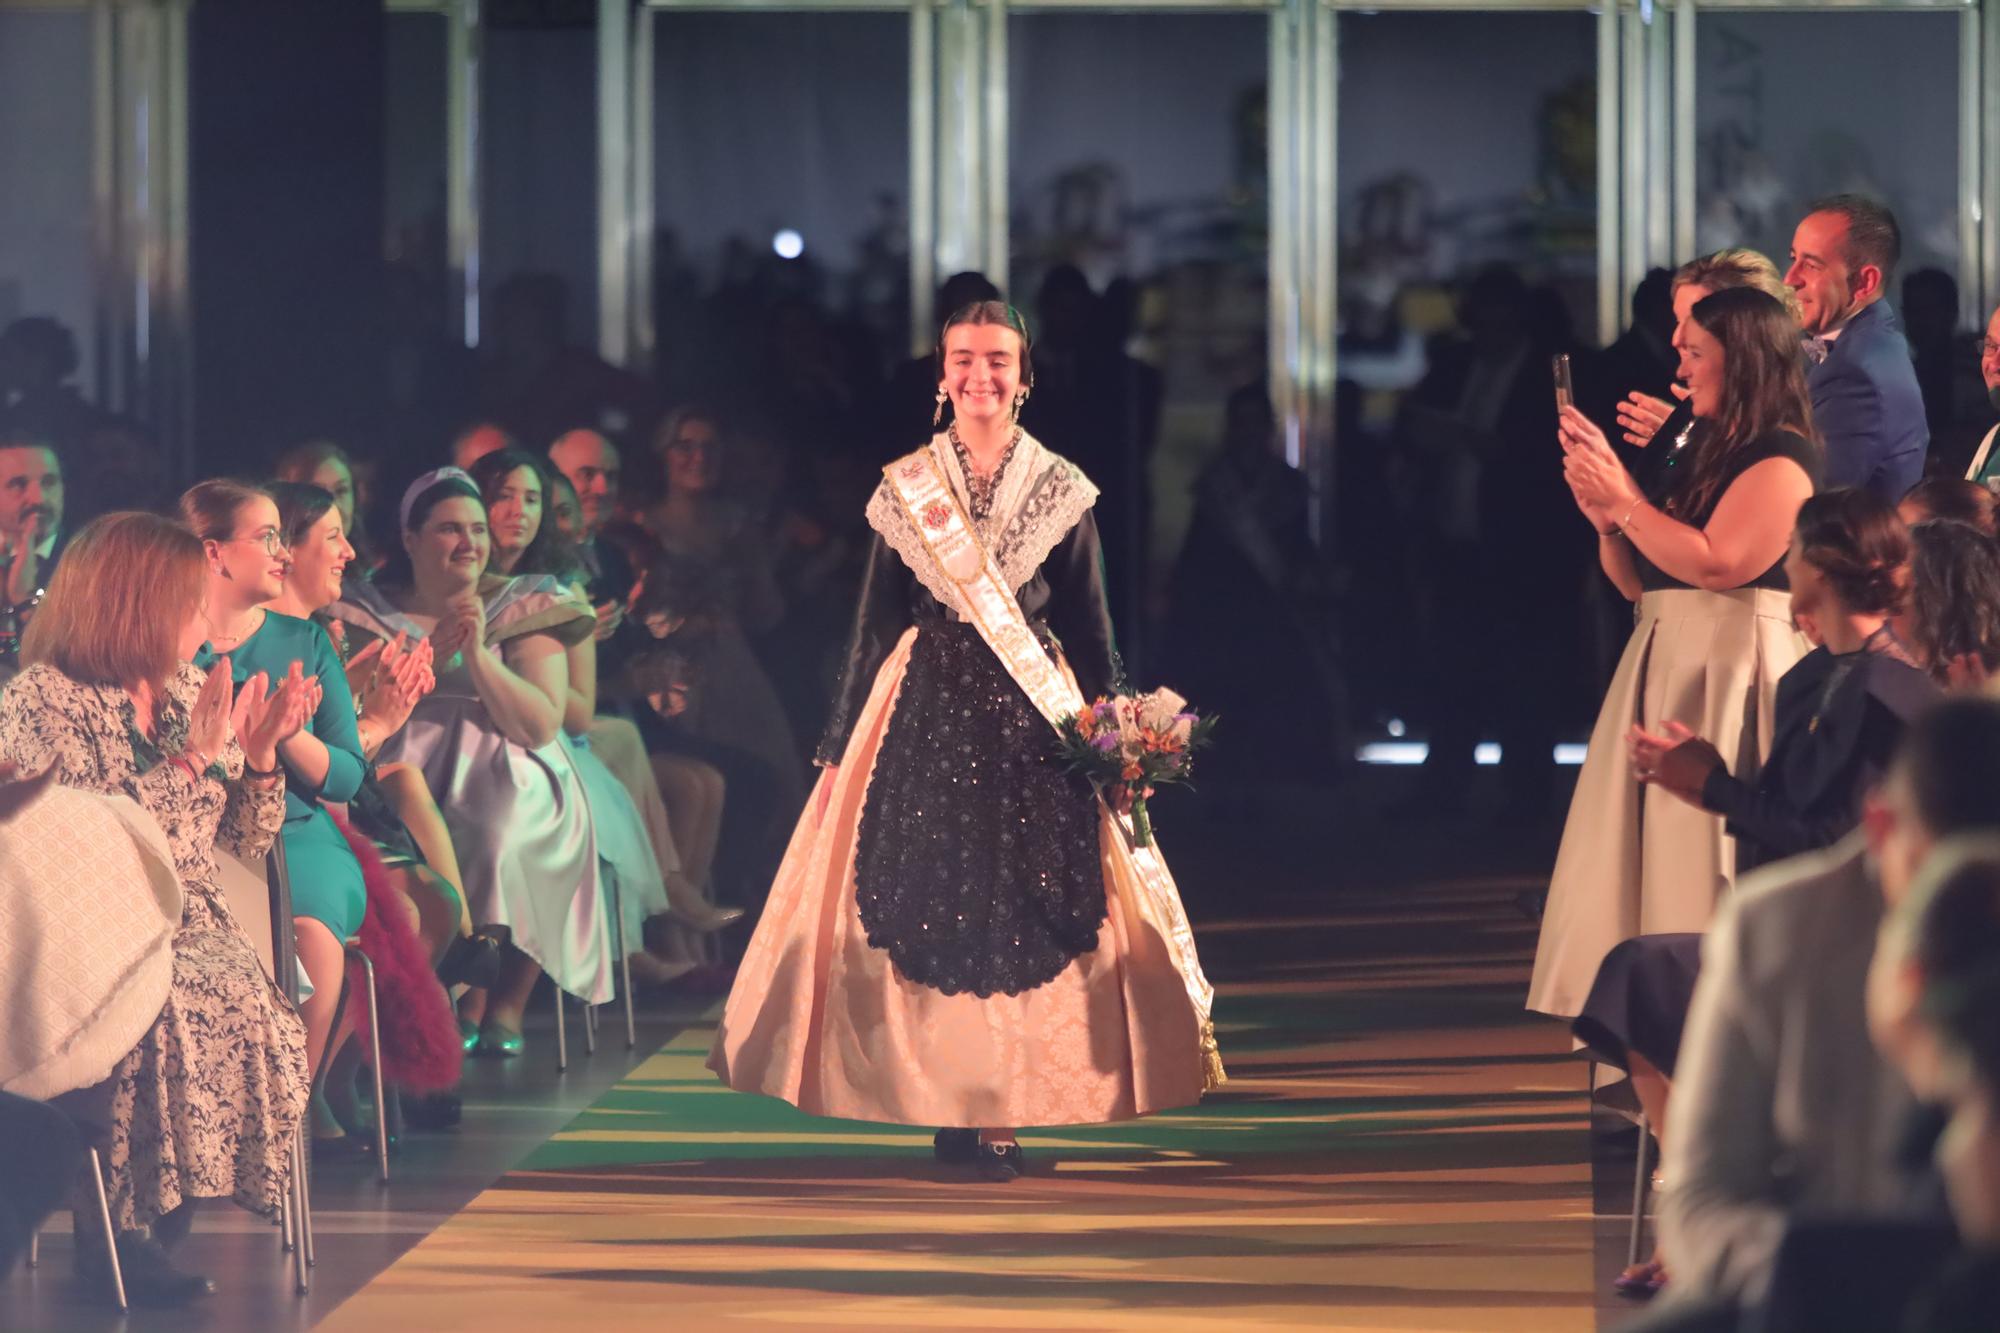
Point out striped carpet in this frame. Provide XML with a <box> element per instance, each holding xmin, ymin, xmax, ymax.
<box><xmin>319</xmin><ymin>875</ymin><xmax>1594</xmax><ymax>1332</ymax></box>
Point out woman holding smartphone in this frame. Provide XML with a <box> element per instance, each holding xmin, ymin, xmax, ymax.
<box><xmin>1530</xmin><ymin>286</ymin><xmax>1819</xmax><ymax>1021</ymax></box>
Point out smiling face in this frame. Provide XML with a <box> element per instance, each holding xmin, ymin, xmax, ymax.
<box><xmin>486</xmin><ymin>465</ymin><xmax>544</xmax><ymax>567</ymax></box>
<box><xmin>939</xmin><ymin>322</ymin><xmax>1025</xmax><ymax>429</ymax></box>
<box><xmin>207</xmin><ymin>494</ymin><xmax>291</xmax><ymax>606</ymax></box>
<box><xmin>286</xmin><ymin>506</ymin><xmax>356</xmax><ymax>612</ymax></box>
<box><xmin>1674</xmin><ymin>316</ymin><xmax>1728</xmax><ymax>419</ymax></box>
<box><xmin>1786</xmin><ymin>210</ymin><xmax>1866</xmax><ymax>336</ymax></box>
<box><xmin>405</xmin><ymin>494</ymin><xmax>489</xmax><ymax>593</ymax></box>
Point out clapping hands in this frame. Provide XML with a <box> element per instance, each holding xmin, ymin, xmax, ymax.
<box><xmin>347</xmin><ymin>631</ymin><xmax>437</xmax><ymax>737</ymax></box>
<box><xmin>233</xmin><ymin>661</ymin><xmax>317</xmax><ymax>772</ymax></box>
<box><xmin>1627</xmin><ymin>720</ymin><xmax>1725</xmax><ymax>806</ymax></box>
<box><xmin>1560</xmin><ymin>406</ymin><xmax>1641</xmax><ymax>531</ymax></box>
<box><xmin>430</xmin><ymin>590</ymin><xmax>487</xmax><ymax>666</ymax></box>
<box><xmin>1613</xmin><ymin>385</ymin><xmax>1690</xmax><ymax>449</ymax></box>
<box><xmin>187</xmin><ymin>657</ymin><xmax>314</xmax><ymax>775</ymax></box>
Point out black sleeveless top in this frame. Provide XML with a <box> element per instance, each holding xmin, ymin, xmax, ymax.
<box><xmin>1634</xmin><ymin>427</ymin><xmax>1821</xmax><ymax>593</ymax></box>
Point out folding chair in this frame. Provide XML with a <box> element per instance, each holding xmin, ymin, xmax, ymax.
<box><xmin>264</xmin><ymin>840</ymin><xmax>313</xmax><ymax>1295</ymax></box>
<box><xmin>25</xmin><ymin>1136</ymin><xmax>128</xmax><ymax>1313</ymax></box>
<box><xmin>1585</xmin><ymin>1055</ymin><xmax>1656</xmax><ymax>1268</ymax></box>
<box><xmin>553</xmin><ymin>873</ymin><xmax>637</xmax><ymax>1070</ymax></box>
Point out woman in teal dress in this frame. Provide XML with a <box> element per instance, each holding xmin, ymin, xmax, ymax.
<box><xmin>180</xmin><ymin>481</ymin><xmax>368</xmax><ymax>1136</ymax></box>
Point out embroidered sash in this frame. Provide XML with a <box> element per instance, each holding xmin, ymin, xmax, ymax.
<box><xmin>884</xmin><ymin>446</ymin><xmax>1225</xmax><ymax>1091</ymax></box>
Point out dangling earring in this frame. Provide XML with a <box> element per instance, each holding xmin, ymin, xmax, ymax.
<box><xmin>933</xmin><ymin>388</ymin><xmax>948</xmax><ymax>430</ymax></box>
<box><xmin>1011</xmin><ymin>389</ymin><xmax>1029</xmax><ymax>424</ymax></box>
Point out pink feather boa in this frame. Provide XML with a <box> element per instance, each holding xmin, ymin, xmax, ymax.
<box><xmin>332</xmin><ymin>814</ymin><xmax>464</xmax><ymax>1093</ymax></box>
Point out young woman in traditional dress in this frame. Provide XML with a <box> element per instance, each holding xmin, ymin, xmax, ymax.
<box><xmin>709</xmin><ymin>302</ymin><xmax>1222</xmax><ymax>1181</ymax></box>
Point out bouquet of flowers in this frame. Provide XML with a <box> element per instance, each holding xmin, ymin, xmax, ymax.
<box><xmin>1056</xmin><ymin>687</ymin><xmax>1216</xmax><ymax>848</ymax></box>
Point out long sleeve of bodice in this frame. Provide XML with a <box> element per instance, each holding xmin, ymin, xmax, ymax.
<box><xmin>216</xmin><ymin>763</ymin><xmax>288</xmax><ymax>863</ymax></box>
<box><xmin>301</xmin><ymin>623</ymin><xmax>366</xmax><ymax>806</ymax></box>
<box><xmin>815</xmin><ymin>532</ymin><xmax>915</xmax><ymax>765</ymax></box>
<box><xmin>1042</xmin><ymin>509</ymin><xmax>1119</xmax><ymax>704</ymax></box>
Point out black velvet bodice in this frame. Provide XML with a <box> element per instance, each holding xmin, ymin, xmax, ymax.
<box><xmin>815</xmin><ymin>508</ymin><xmax>1118</xmax><ymax>765</ymax></box>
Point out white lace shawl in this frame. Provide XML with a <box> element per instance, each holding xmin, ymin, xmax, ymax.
<box><xmin>866</xmin><ymin>432</ymin><xmax>1100</xmax><ymax>614</ymax></box>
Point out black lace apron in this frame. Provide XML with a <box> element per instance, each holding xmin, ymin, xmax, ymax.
<box><xmin>852</xmin><ymin>621</ymin><xmax>1107</xmax><ymax>998</ymax></box>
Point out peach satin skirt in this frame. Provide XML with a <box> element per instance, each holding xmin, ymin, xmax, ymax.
<box><xmin>708</xmin><ymin>627</ymin><xmax>1207</xmax><ymax>1128</ymax></box>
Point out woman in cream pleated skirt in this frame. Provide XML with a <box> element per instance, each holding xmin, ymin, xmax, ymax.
<box><xmin>1528</xmin><ymin>585</ymin><xmax>1803</xmax><ymax>1018</ymax></box>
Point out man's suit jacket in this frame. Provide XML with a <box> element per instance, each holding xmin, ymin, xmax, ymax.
<box><xmin>1809</xmin><ymin>300</ymin><xmax>1929</xmax><ymax>502</ymax></box>
<box><xmin>1659</xmin><ymin>835</ymin><xmax>1932</xmax><ymax>1305</ymax></box>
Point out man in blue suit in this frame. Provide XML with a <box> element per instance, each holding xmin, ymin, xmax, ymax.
<box><xmin>1785</xmin><ymin>196</ymin><xmax>1929</xmax><ymax>501</ymax></box>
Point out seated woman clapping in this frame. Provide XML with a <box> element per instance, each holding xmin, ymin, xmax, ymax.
<box><xmin>259</xmin><ymin>480</ymin><xmax>470</xmax><ymax>1139</ymax></box>
<box><xmin>0</xmin><ymin>512</ymin><xmax>314</xmax><ymax>1305</ymax></box>
<box><xmin>181</xmin><ymin>480</ymin><xmax>381</xmax><ymax>1157</ymax></box>
<box><xmin>328</xmin><ymin>469</ymin><xmax>613</xmax><ymax>1057</ymax></box>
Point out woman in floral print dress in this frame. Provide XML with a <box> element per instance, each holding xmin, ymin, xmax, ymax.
<box><xmin>0</xmin><ymin>512</ymin><xmax>315</xmax><ymax>1306</ymax></box>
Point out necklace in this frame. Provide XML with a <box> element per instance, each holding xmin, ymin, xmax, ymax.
<box><xmin>947</xmin><ymin>423</ymin><xmax>1022</xmax><ymax>525</ymax></box>
<box><xmin>207</xmin><ymin>605</ymin><xmax>265</xmax><ymax>652</ymax></box>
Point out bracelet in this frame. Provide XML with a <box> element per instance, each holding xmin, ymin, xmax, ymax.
<box><xmin>1618</xmin><ymin>498</ymin><xmax>1644</xmax><ymax>532</ymax></box>
<box><xmin>243</xmin><ymin>760</ymin><xmax>281</xmax><ymax>781</ymax></box>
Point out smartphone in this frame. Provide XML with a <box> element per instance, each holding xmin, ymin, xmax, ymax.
<box><xmin>1552</xmin><ymin>353</ymin><xmax>1574</xmax><ymax>414</ymax></box>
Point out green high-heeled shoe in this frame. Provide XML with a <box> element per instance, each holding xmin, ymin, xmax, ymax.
<box><xmin>476</xmin><ymin>1023</ymin><xmax>524</xmax><ymax>1059</ymax></box>
<box><xmin>458</xmin><ymin>1017</ymin><xmax>480</xmax><ymax>1055</ymax></box>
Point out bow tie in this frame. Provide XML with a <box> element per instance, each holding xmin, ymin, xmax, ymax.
<box><xmin>1804</xmin><ymin>334</ymin><xmax>1831</xmax><ymax>366</ymax></box>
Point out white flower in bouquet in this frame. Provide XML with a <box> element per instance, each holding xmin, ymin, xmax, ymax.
<box><xmin>1136</xmin><ymin>687</ymin><xmax>1189</xmax><ymax>736</ymax></box>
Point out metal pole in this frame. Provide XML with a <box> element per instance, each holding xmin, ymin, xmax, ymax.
<box><xmin>448</xmin><ymin>0</ymin><xmax>483</xmax><ymax>346</ymax></box>
<box><xmin>1960</xmin><ymin>3</ymin><xmax>1984</xmax><ymax>324</ymax></box>
<box><xmin>1267</xmin><ymin>1</ymin><xmax>1298</xmax><ymax>469</ymax></box>
<box><xmin>1308</xmin><ymin>0</ymin><xmax>1337</xmax><ymax>544</ymax></box>
<box><xmin>1674</xmin><ymin>0</ymin><xmax>1696</xmax><ymax>265</ymax></box>
<box><xmin>1984</xmin><ymin>0</ymin><xmax>2000</xmax><ymax>313</ymax></box>
<box><xmin>982</xmin><ymin>0</ymin><xmax>1009</xmax><ymax>290</ymax></box>
<box><xmin>1598</xmin><ymin>0</ymin><xmax>1623</xmax><ymax>345</ymax></box>
<box><xmin>1621</xmin><ymin>2</ymin><xmax>1646</xmax><ymax>310</ymax></box>
<box><xmin>597</xmin><ymin>0</ymin><xmax>631</xmax><ymax>365</ymax></box>
<box><xmin>630</xmin><ymin>3</ymin><xmax>657</xmax><ymax>369</ymax></box>
<box><xmin>910</xmin><ymin>0</ymin><xmax>936</xmax><ymax>353</ymax></box>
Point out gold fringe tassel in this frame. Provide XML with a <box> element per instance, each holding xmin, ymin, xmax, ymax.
<box><xmin>1199</xmin><ymin>1017</ymin><xmax>1228</xmax><ymax>1092</ymax></box>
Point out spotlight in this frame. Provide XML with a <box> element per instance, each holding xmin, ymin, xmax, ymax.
<box><xmin>773</xmin><ymin>229</ymin><xmax>804</xmax><ymax>260</ymax></box>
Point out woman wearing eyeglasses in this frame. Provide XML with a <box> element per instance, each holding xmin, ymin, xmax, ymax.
<box><xmin>179</xmin><ymin>481</ymin><xmax>369</xmax><ymax>1113</ymax></box>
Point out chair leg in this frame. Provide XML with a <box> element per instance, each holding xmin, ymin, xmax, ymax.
<box><xmin>87</xmin><ymin>1148</ymin><xmax>127</xmax><ymax>1313</ymax></box>
<box><xmin>354</xmin><ymin>950</ymin><xmax>390</xmax><ymax>1184</ymax></box>
<box><xmin>584</xmin><ymin>992</ymin><xmax>598</xmax><ymax>1056</ymax></box>
<box><xmin>290</xmin><ymin>1134</ymin><xmax>312</xmax><ymax>1292</ymax></box>
<box><xmin>281</xmin><ymin>1189</ymin><xmax>295</xmax><ymax>1253</ymax></box>
<box><xmin>1627</xmin><ymin>1111</ymin><xmax>1652</xmax><ymax>1268</ymax></box>
<box><xmin>554</xmin><ymin>983</ymin><xmax>568</xmax><ymax>1072</ymax></box>
<box><xmin>613</xmin><ymin>877</ymin><xmax>636</xmax><ymax>1050</ymax></box>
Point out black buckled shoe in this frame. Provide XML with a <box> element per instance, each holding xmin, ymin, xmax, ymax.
<box><xmin>933</xmin><ymin>1128</ymin><xmax>979</xmax><ymax>1165</ymax></box>
<box><xmin>976</xmin><ymin>1143</ymin><xmax>1024</xmax><ymax>1182</ymax></box>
